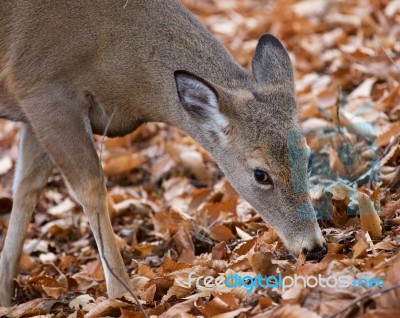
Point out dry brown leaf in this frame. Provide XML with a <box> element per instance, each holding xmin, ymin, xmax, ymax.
<box><xmin>378</xmin><ymin>123</ymin><xmax>400</xmax><ymax>147</ymax></box>
<box><xmin>162</xmin><ymin>256</ymin><xmax>193</xmax><ymax>273</ymax></box>
<box><xmin>84</xmin><ymin>299</ymin><xmax>132</xmax><ymax>318</ymax></box>
<box><xmin>247</xmin><ymin>246</ymin><xmax>275</xmax><ymax>276</ymax></box>
<box><xmin>159</xmin><ymin>298</ymin><xmax>198</xmax><ymax>318</ymax></box>
<box><xmin>281</xmin><ymin>284</ymin><xmax>309</xmax><ymax>304</ymax></box>
<box><xmin>352</xmin><ymin>231</ymin><xmax>368</xmax><ymax>259</ymax></box>
<box><xmin>28</xmin><ymin>275</ymin><xmax>68</xmax><ymax>299</ymax></box>
<box><xmin>179</xmin><ymin>149</ymin><xmax>210</xmax><ymax>183</ymax></box>
<box><xmin>375</xmin><ymin>255</ymin><xmax>400</xmax><ymax>310</ymax></box>
<box><xmin>360</xmin><ymin>310</ymin><xmax>400</xmax><ymax>318</ymax></box>
<box><xmin>374</xmin><ymin>240</ymin><xmax>396</xmax><ymax>251</ymax></box>
<box><xmin>233</xmin><ymin>237</ymin><xmax>257</xmax><ymax>256</ymax></box>
<box><xmin>235</xmin><ymin>227</ymin><xmax>253</xmax><ymax>240</ymax></box>
<box><xmin>164</xmin><ymin>284</ymin><xmax>193</xmax><ymax>301</ymax></box>
<box><xmin>132</xmin><ymin>244</ymin><xmax>156</xmax><ymax>258</ymax></box>
<box><xmin>381</xmin><ymin>199</ymin><xmax>400</xmax><ymax>219</ymax></box>
<box><xmin>212</xmin><ymin>241</ymin><xmax>231</xmax><ymax>261</ymax></box>
<box><xmin>172</xmin><ymin>227</ymin><xmax>196</xmax><ymax>263</ymax></box>
<box><xmin>2</xmin><ymin>0</ymin><xmax>400</xmax><ymax>315</ymax></box>
<box><xmin>85</xmin><ymin>260</ymin><xmax>105</xmax><ymax>281</ymax></box>
<box><xmin>209</xmin><ymin>224</ymin><xmax>235</xmax><ymax>242</ymax></box>
<box><xmin>258</xmin><ymin>296</ymin><xmax>273</xmax><ymax>310</ymax></box>
<box><xmin>358</xmin><ymin>191</ymin><xmax>382</xmax><ymax>238</ymax></box>
<box><xmin>103</xmin><ymin>153</ymin><xmax>143</xmax><ymax>176</ymax></box>
<box><xmin>19</xmin><ymin>252</ymin><xmax>37</xmax><ymax>271</ymax></box>
<box><xmin>139</xmin><ymin>281</ymin><xmax>157</xmax><ymax>303</ymax></box>
<box><xmin>114</xmin><ymin>199</ymin><xmax>153</xmax><ymax>216</ymax></box>
<box><xmin>151</xmin><ymin>153</ymin><xmax>175</xmax><ymax>183</ymax></box>
<box><xmin>69</xmin><ymin>295</ymin><xmax>95</xmax><ymax>310</ymax></box>
<box><xmin>212</xmin><ymin>307</ymin><xmax>250</xmax><ymax>318</ymax></box>
<box><xmin>347</xmin><ymin>78</ymin><xmax>376</xmax><ymax>100</ymax></box>
<box><xmin>269</xmin><ymin>304</ymin><xmax>322</xmax><ymax>318</ymax></box>
<box><xmin>196</xmin><ymin>293</ymin><xmax>239</xmax><ymax>317</ymax></box>
<box><xmin>304</xmin><ymin>285</ymin><xmax>362</xmax><ymax>317</ymax></box>
<box><xmin>138</xmin><ymin>264</ymin><xmax>156</xmax><ymax>279</ymax></box>
<box><xmin>152</xmin><ymin>209</ymin><xmax>192</xmax><ymax>241</ymax></box>
<box><xmin>201</xmin><ymin>197</ymin><xmax>238</xmax><ymax>222</ymax></box>
<box><xmin>6</xmin><ymin>299</ymin><xmax>58</xmax><ymax>318</ymax></box>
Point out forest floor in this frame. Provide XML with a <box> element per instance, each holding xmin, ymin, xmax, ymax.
<box><xmin>0</xmin><ymin>0</ymin><xmax>400</xmax><ymax>317</ymax></box>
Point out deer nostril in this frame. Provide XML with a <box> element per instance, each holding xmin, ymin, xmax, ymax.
<box><xmin>303</xmin><ymin>244</ymin><xmax>327</xmax><ymax>260</ymax></box>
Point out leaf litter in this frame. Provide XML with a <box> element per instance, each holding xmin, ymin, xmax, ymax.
<box><xmin>0</xmin><ymin>0</ymin><xmax>400</xmax><ymax>317</ymax></box>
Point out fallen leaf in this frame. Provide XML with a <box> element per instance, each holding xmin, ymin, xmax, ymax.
<box><xmin>358</xmin><ymin>191</ymin><xmax>382</xmax><ymax>238</ymax></box>
<box><xmin>209</xmin><ymin>224</ymin><xmax>235</xmax><ymax>242</ymax></box>
<box><xmin>352</xmin><ymin>232</ymin><xmax>368</xmax><ymax>259</ymax></box>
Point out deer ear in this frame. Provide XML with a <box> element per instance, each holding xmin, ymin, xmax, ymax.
<box><xmin>174</xmin><ymin>70</ymin><xmax>229</xmax><ymax>131</ymax></box>
<box><xmin>252</xmin><ymin>34</ymin><xmax>294</xmax><ymax>88</ymax></box>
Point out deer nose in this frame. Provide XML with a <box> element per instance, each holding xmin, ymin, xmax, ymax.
<box><xmin>303</xmin><ymin>243</ymin><xmax>327</xmax><ymax>260</ymax></box>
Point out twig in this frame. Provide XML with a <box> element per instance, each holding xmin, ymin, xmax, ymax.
<box><xmin>375</xmin><ymin>35</ymin><xmax>400</xmax><ymax>74</ymax></box>
<box><xmin>96</xmin><ymin>112</ymin><xmax>148</xmax><ymax>318</ymax></box>
<box><xmin>192</xmin><ymin>230</ymin><xmax>215</xmax><ymax>246</ymax></box>
<box><xmin>327</xmin><ymin>284</ymin><xmax>400</xmax><ymax>318</ymax></box>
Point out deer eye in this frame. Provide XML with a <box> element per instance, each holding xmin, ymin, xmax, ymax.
<box><xmin>254</xmin><ymin>170</ymin><xmax>271</xmax><ymax>185</ymax></box>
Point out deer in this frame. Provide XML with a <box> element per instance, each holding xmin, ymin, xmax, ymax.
<box><xmin>0</xmin><ymin>0</ymin><xmax>327</xmax><ymax>306</ymax></box>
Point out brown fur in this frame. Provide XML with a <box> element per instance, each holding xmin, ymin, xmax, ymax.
<box><xmin>0</xmin><ymin>0</ymin><xmax>326</xmax><ymax>306</ymax></box>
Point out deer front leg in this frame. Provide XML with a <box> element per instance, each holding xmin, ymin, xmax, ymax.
<box><xmin>0</xmin><ymin>124</ymin><xmax>53</xmax><ymax>307</ymax></box>
<box><xmin>21</xmin><ymin>92</ymin><xmax>131</xmax><ymax>299</ymax></box>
